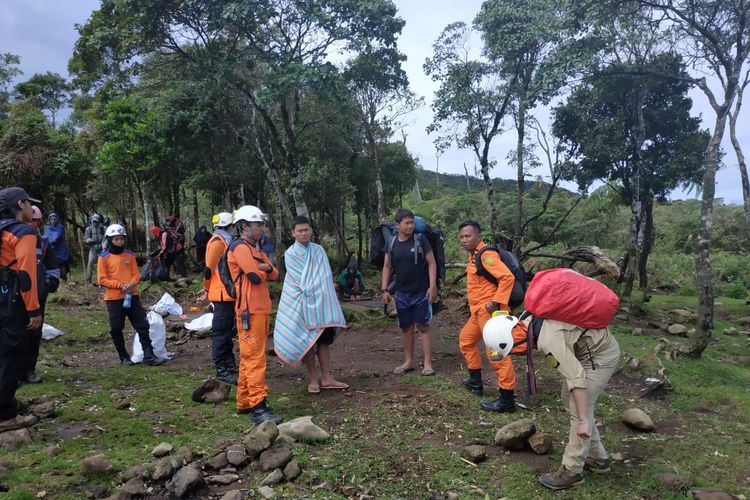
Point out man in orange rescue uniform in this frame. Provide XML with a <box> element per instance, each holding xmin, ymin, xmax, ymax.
<box><xmin>203</xmin><ymin>212</ymin><xmax>237</xmax><ymax>385</ymax></box>
<box><xmin>458</xmin><ymin>220</ymin><xmax>525</xmax><ymax>412</ymax></box>
<box><xmin>227</xmin><ymin>205</ymin><xmax>283</xmax><ymax>425</ymax></box>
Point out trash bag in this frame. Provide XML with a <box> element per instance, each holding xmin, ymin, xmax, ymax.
<box><xmin>132</xmin><ymin>310</ymin><xmax>172</xmax><ymax>363</ymax></box>
<box><xmin>184</xmin><ymin>313</ymin><xmax>213</xmax><ymax>333</ymax></box>
<box><xmin>152</xmin><ymin>292</ymin><xmax>183</xmax><ymax>316</ymax></box>
<box><xmin>153</xmin><ymin>257</ymin><xmax>170</xmax><ymax>282</ymax></box>
<box><xmin>41</xmin><ymin>323</ymin><xmax>64</xmax><ymax>340</ymax></box>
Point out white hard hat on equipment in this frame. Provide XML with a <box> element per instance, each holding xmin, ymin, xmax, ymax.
<box><xmin>214</xmin><ymin>212</ymin><xmax>233</xmax><ymax>228</ymax></box>
<box><xmin>483</xmin><ymin>314</ymin><xmax>518</xmax><ymax>361</ymax></box>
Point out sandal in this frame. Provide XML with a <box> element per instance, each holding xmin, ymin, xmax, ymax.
<box><xmin>307</xmin><ymin>383</ymin><xmax>320</xmax><ymax>394</ymax></box>
<box><xmin>421</xmin><ymin>368</ymin><xmax>436</xmax><ymax>377</ymax></box>
<box><xmin>321</xmin><ymin>381</ymin><xmax>350</xmax><ymax>390</ymax></box>
<box><xmin>393</xmin><ymin>365</ymin><xmax>415</xmax><ymax>375</ymax></box>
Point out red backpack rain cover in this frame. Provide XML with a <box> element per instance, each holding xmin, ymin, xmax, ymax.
<box><xmin>525</xmin><ymin>268</ymin><xmax>620</xmax><ymax>329</ymax></box>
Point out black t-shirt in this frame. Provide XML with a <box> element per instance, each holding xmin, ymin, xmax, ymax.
<box><xmin>390</xmin><ymin>234</ymin><xmax>432</xmax><ymax>293</ymax></box>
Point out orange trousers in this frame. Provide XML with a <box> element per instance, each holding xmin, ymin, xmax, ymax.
<box><xmin>236</xmin><ymin>314</ymin><xmax>270</xmax><ymax>410</ymax></box>
<box><xmin>459</xmin><ymin>308</ymin><xmax>527</xmax><ymax>390</ymax></box>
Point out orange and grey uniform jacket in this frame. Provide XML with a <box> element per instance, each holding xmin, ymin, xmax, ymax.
<box><xmin>227</xmin><ymin>239</ymin><xmax>278</xmax><ymax>317</ymax></box>
<box><xmin>203</xmin><ymin>230</ymin><xmax>233</xmax><ymax>303</ymax></box>
<box><xmin>466</xmin><ymin>241</ymin><xmax>515</xmax><ymax>313</ymax></box>
<box><xmin>97</xmin><ymin>250</ymin><xmax>141</xmax><ymax>301</ymax></box>
<box><xmin>1</xmin><ymin>222</ymin><xmax>40</xmax><ymax>317</ymax></box>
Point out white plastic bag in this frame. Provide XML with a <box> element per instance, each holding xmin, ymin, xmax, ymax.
<box><xmin>132</xmin><ymin>310</ymin><xmax>173</xmax><ymax>362</ymax></box>
<box><xmin>41</xmin><ymin>323</ymin><xmax>64</xmax><ymax>340</ymax></box>
<box><xmin>152</xmin><ymin>292</ymin><xmax>183</xmax><ymax>316</ymax></box>
<box><xmin>184</xmin><ymin>313</ymin><xmax>214</xmax><ymax>332</ymax></box>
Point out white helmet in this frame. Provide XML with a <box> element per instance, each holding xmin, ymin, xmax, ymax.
<box><xmin>214</xmin><ymin>212</ymin><xmax>233</xmax><ymax>228</ymax></box>
<box><xmin>233</xmin><ymin>205</ymin><xmax>267</xmax><ymax>224</ymax></box>
<box><xmin>483</xmin><ymin>314</ymin><xmax>518</xmax><ymax>361</ymax></box>
<box><xmin>105</xmin><ymin>224</ymin><xmax>127</xmax><ymax>237</ymax></box>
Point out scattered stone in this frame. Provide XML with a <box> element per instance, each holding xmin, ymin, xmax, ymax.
<box><xmin>152</xmin><ymin>442</ymin><xmax>174</xmax><ymax>457</ymax></box>
<box><xmin>257</xmin><ymin>486</ymin><xmax>276</xmax><ymax>499</ymax></box>
<box><xmin>114</xmin><ymin>400</ymin><xmax>131</xmax><ymax>410</ymax></box>
<box><xmin>687</xmin><ymin>328</ymin><xmax>696</xmax><ymax>338</ymax></box>
<box><xmin>688</xmin><ymin>487</ymin><xmax>738</xmax><ymax>500</ymax></box>
<box><xmin>282</xmin><ymin>459</ymin><xmax>301</xmax><ymax>481</ymax></box>
<box><xmin>120</xmin><ymin>464</ymin><xmax>148</xmax><ymax>481</ymax></box>
<box><xmin>527</xmin><ymin>432</ymin><xmax>553</xmax><ymax>455</ymax></box>
<box><xmin>259</xmin><ymin>444</ymin><xmax>293</xmax><ymax>472</ymax></box>
<box><xmin>175</xmin><ymin>445</ymin><xmax>193</xmax><ymax>464</ymax></box>
<box><xmin>103</xmin><ymin>492</ymin><xmax>130</xmax><ymax>500</ymax></box>
<box><xmin>724</xmin><ymin>327</ymin><xmax>739</xmax><ymax>336</ymax></box>
<box><xmin>206</xmin><ymin>474</ymin><xmax>240</xmax><ymax>485</ymax></box>
<box><xmin>341</xmin><ymin>485</ymin><xmax>358</xmax><ymax>496</ymax></box>
<box><xmin>276</xmin><ymin>397</ymin><xmax>290</xmax><ymax>404</ymax></box>
<box><xmin>737</xmin><ymin>316</ymin><xmax>750</xmax><ymax>326</ymax></box>
<box><xmin>611</xmin><ymin>452</ymin><xmax>624</xmax><ymax>461</ymax></box>
<box><xmin>313</xmin><ymin>481</ymin><xmax>334</xmax><ymax>491</ymax></box>
<box><xmin>260</xmin><ymin>468</ymin><xmax>284</xmax><ymax>487</ymax></box>
<box><xmin>632</xmin><ymin>327</ymin><xmax>644</xmax><ymax>335</ymax></box>
<box><xmin>168</xmin><ymin>466</ymin><xmax>204</xmax><ymax>497</ymax></box>
<box><xmin>152</xmin><ymin>457</ymin><xmax>180</xmax><ymax>481</ymax></box>
<box><xmin>81</xmin><ymin>454</ymin><xmax>113</xmax><ymax>474</ymax></box>
<box><xmin>277</xmin><ymin>416</ymin><xmax>330</xmax><ymax>442</ymax></box>
<box><xmin>220</xmin><ymin>491</ymin><xmax>243</xmax><ymax>500</ymax></box>
<box><xmin>275</xmin><ymin>434</ymin><xmax>295</xmax><ymax>446</ymax></box>
<box><xmin>447</xmin><ymin>493</ymin><xmax>459</xmax><ymax>500</ymax></box>
<box><xmin>671</xmin><ymin>308</ymin><xmax>695</xmax><ymax>319</ymax></box>
<box><xmin>243</xmin><ymin>420</ymin><xmax>279</xmax><ymax>456</ymax></box>
<box><xmin>460</xmin><ymin>445</ymin><xmax>487</xmax><ymax>464</ymax></box>
<box><xmin>44</xmin><ymin>444</ymin><xmax>60</xmax><ymax>456</ymax></box>
<box><xmin>191</xmin><ymin>378</ymin><xmax>231</xmax><ymax>404</ymax></box>
<box><xmin>494</xmin><ymin>418</ymin><xmax>536</xmax><ymax>450</ymax></box>
<box><xmin>654</xmin><ymin>473</ymin><xmax>691</xmax><ymax>492</ymax></box>
<box><xmin>226</xmin><ymin>444</ymin><xmax>248</xmax><ymax>466</ymax></box>
<box><xmin>122</xmin><ymin>477</ymin><xmax>147</xmax><ymax>496</ymax></box>
<box><xmin>0</xmin><ymin>460</ymin><xmax>11</xmax><ymax>478</ymax></box>
<box><xmin>622</xmin><ymin>408</ymin><xmax>655</xmax><ymax>432</ymax></box>
<box><xmin>206</xmin><ymin>452</ymin><xmax>229</xmax><ymax>469</ymax></box>
<box><xmin>628</xmin><ymin>358</ymin><xmax>641</xmax><ymax>370</ymax></box>
<box><xmin>0</xmin><ymin>428</ymin><xmax>33</xmax><ymax>451</ymax></box>
<box><xmin>30</xmin><ymin>401</ymin><xmax>56</xmax><ymax>419</ymax></box>
<box><xmin>214</xmin><ymin>437</ymin><xmax>233</xmax><ymax>451</ymax></box>
<box><xmin>668</xmin><ymin>324</ymin><xmax>688</xmax><ymax>336</ymax></box>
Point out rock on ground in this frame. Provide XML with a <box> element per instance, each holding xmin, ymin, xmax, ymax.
<box><xmin>622</xmin><ymin>408</ymin><xmax>655</xmax><ymax>431</ymax></box>
<box><xmin>688</xmin><ymin>487</ymin><xmax>739</xmax><ymax>500</ymax></box>
<box><xmin>527</xmin><ymin>432</ymin><xmax>553</xmax><ymax>455</ymax></box>
<box><xmin>219</xmin><ymin>491</ymin><xmax>243</xmax><ymax>500</ymax></box>
<box><xmin>283</xmin><ymin>459</ymin><xmax>302</xmax><ymax>481</ymax></box>
<box><xmin>206</xmin><ymin>452</ymin><xmax>229</xmax><ymax>469</ymax></box>
<box><xmin>175</xmin><ymin>445</ymin><xmax>193</xmax><ymax>464</ymax></box>
<box><xmin>152</xmin><ymin>456</ymin><xmax>180</xmax><ymax>481</ymax></box>
<box><xmin>243</xmin><ymin>420</ymin><xmax>279</xmax><ymax>456</ymax></box>
<box><xmin>460</xmin><ymin>445</ymin><xmax>487</xmax><ymax>464</ymax></box>
<box><xmin>495</xmin><ymin>419</ymin><xmax>536</xmax><ymax>450</ymax></box>
<box><xmin>277</xmin><ymin>416</ymin><xmax>330</xmax><ymax>442</ymax></box>
<box><xmin>654</xmin><ymin>473</ymin><xmax>691</xmax><ymax>492</ymax></box>
<box><xmin>260</xmin><ymin>468</ymin><xmax>284</xmax><ymax>487</ymax></box>
<box><xmin>81</xmin><ymin>454</ymin><xmax>113</xmax><ymax>474</ymax></box>
<box><xmin>191</xmin><ymin>378</ymin><xmax>231</xmax><ymax>404</ymax></box>
<box><xmin>226</xmin><ymin>444</ymin><xmax>248</xmax><ymax>466</ymax></box>
<box><xmin>122</xmin><ymin>477</ymin><xmax>147</xmax><ymax>496</ymax></box>
<box><xmin>168</xmin><ymin>466</ymin><xmax>204</xmax><ymax>498</ymax></box>
<box><xmin>257</xmin><ymin>485</ymin><xmax>276</xmax><ymax>499</ymax></box>
<box><xmin>152</xmin><ymin>442</ymin><xmax>173</xmax><ymax>457</ymax></box>
<box><xmin>120</xmin><ymin>464</ymin><xmax>148</xmax><ymax>481</ymax></box>
<box><xmin>30</xmin><ymin>401</ymin><xmax>56</xmax><ymax>419</ymax></box>
<box><xmin>0</xmin><ymin>428</ymin><xmax>33</xmax><ymax>451</ymax></box>
<box><xmin>668</xmin><ymin>324</ymin><xmax>688</xmax><ymax>335</ymax></box>
<box><xmin>206</xmin><ymin>474</ymin><xmax>239</xmax><ymax>485</ymax></box>
<box><xmin>259</xmin><ymin>444</ymin><xmax>293</xmax><ymax>472</ymax></box>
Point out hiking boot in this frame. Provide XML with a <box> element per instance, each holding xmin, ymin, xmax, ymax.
<box><xmin>480</xmin><ymin>389</ymin><xmax>516</xmax><ymax>413</ymax></box>
<box><xmin>460</xmin><ymin>369</ymin><xmax>483</xmax><ymax>395</ymax></box>
<box><xmin>584</xmin><ymin>457</ymin><xmax>611</xmax><ymax>474</ymax></box>
<box><xmin>0</xmin><ymin>414</ymin><xmax>38</xmax><ymax>432</ymax></box>
<box><xmin>142</xmin><ymin>346</ymin><xmax>167</xmax><ymax>366</ymax></box>
<box><xmin>216</xmin><ymin>365</ymin><xmax>238</xmax><ymax>386</ymax></box>
<box><xmin>120</xmin><ymin>357</ymin><xmax>134</xmax><ymax>366</ymax></box>
<box><xmin>250</xmin><ymin>400</ymin><xmax>284</xmax><ymax>425</ymax></box>
<box><xmin>225</xmin><ymin>356</ymin><xmax>239</xmax><ymax>375</ymax></box>
<box><xmin>538</xmin><ymin>465</ymin><xmax>584</xmax><ymax>490</ymax></box>
<box><xmin>24</xmin><ymin>372</ymin><xmax>43</xmax><ymax>384</ymax></box>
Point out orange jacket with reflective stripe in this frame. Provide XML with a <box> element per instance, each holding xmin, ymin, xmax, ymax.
<box><xmin>203</xmin><ymin>234</ymin><xmax>233</xmax><ymax>303</ymax></box>
<box><xmin>466</xmin><ymin>241</ymin><xmax>515</xmax><ymax>313</ymax></box>
<box><xmin>227</xmin><ymin>239</ymin><xmax>278</xmax><ymax>315</ymax></box>
<box><xmin>97</xmin><ymin>250</ymin><xmax>141</xmax><ymax>301</ymax></box>
<box><xmin>1</xmin><ymin>222</ymin><xmax>40</xmax><ymax>316</ymax></box>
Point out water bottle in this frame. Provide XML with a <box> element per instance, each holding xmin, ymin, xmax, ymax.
<box><xmin>123</xmin><ymin>292</ymin><xmax>132</xmax><ymax>309</ymax></box>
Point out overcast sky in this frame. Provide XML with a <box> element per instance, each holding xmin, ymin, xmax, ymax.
<box><xmin>2</xmin><ymin>0</ymin><xmax>748</xmax><ymax>204</ymax></box>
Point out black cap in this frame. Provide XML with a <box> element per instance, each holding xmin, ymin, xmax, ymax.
<box><xmin>0</xmin><ymin>187</ymin><xmax>42</xmax><ymax>212</ymax></box>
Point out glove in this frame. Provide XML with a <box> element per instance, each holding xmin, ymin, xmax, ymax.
<box><xmin>246</xmin><ymin>272</ymin><xmax>261</xmax><ymax>285</ymax></box>
<box><xmin>202</xmin><ymin>267</ymin><xmax>212</xmax><ymax>280</ymax></box>
<box><xmin>46</xmin><ymin>278</ymin><xmax>60</xmax><ymax>294</ymax></box>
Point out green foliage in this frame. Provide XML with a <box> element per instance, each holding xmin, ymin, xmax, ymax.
<box><xmin>13</xmin><ymin>71</ymin><xmax>70</xmax><ymax>125</ymax></box>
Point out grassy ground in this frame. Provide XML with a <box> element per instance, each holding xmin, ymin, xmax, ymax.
<box><xmin>2</xmin><ymin>281</ymin><xmax>749</xmax><ymax>499</ymax></box>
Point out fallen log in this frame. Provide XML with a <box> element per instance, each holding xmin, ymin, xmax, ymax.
<box><xmin>526</xmin><ymin>246</ymin><xmax>620</xmax><ymax>279</ymax></box>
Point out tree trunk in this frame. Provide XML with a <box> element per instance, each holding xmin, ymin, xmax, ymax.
<box><xmin>192</xmin><ymin>188</ymin><xmax>199</xmax><ymax>234</ymax></box>
<box><xmin>728</xmin><ymin>94</ymin><xmax>750</xmax><ymax>238</ymax></box>
<box><xmin>514</xmin><ymin>96</ymin><xmax>526</xmax><ymax>250</ymax></box>
<box><xmin>142</xmin><ymin>179</ymin><xmax>151</xmax><ymax>256</ymax></box>
<box><xmin>414</xmin><ymin>176</ymin><xmax>422</xmax><ymax>203</ymax></box>
<box><xmin>171</xmin><ymin>182</ymin><xmax>180</xmax><ymax>218</ymax></box>
<box><xmin>638</xmin><ymin>197</ymin><xmax>654</xmax><ymax>290</ymax></box>
<box><xmin>689</xmin><ymin>107</ymin><xmax>730</xmax><ymax>357</ymax></box>
<box><xmin>369</xmin><ymin>135</ymin><xmax>387</xmax><ymax>223</ymax></box>
<box><xmin>623</xmin><ymin>195</ymin><xmax>641</xmax><ymax>300</ymax></box>
<box><xmin>480</xmin><ymin>157</ymin><xmax>500</xmax><ymax>240</ymax></box>
<box><xmin>357</xmin><ymin>209</ymin><xmax>363</xmax><ymax>265</ymax></box>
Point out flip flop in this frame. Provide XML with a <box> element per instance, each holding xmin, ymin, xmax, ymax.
<box><xmin>321</xmin><ymin>381</ymin><xmax>349</xmax><ymax>390</ymax></box>
<box><xmin>307</xmin><ymin>383</ymin><xmax>320</xmax><ymax>394</ymax></box>
<box><xmin>393</xmin><ymin>365</ymin><xmax>415</xmax><ymax>374</ymax></box>
<box><xmin>421</xmin><ymin>368</ymin><xmax>436</xmax><ymax>377</ymax></box>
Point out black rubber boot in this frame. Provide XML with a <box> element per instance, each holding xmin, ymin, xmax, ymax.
<box><xmin>250</xmin><ymin>400</ymin><xmax>284</xmax><ymax>425</ymax></box>
<box><xmin>225</xmin><ymin>356</ymin><xmax>239</xmax><ymax>375</ymax></box>
<box><xmin>460</xmin><ymin>369</ymin><xmax>484</xmax><ymax>395</ymax></box>
<box><xmin>142</xmin><ymin>346</ymin><xmax>167</xmax><ymax>366</ymax></box>
<box><xmin>216</xmin><ymin>362</ymin><xmax>238</xmax><ymax>385</ymax></box>
<box><xmin>480</xmin><ymin>388</ymin><xmax>516</xmax><ymax>413</ymax></box>
<box><xmin>120</xmin><ymin>357</ymin><xmax>134</xmax><ymax>366</ymax></box>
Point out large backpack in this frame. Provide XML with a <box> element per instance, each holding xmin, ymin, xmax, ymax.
<box><xmin>0</xmin><ymin>219</ymin><xmax>25</xmax><ymax>320</ymax></box>
<box><xmin>524</xmin><ymin>268</ymin><xmax>620</xmax><ymax>329</ymax></box>
<box><xmin>217</xmin><ymin>239</ymin><xmax>244</xmax><ymax>300</ymax></box>
<box><xmin>474</xmin><ymin>245</ymin><xmax>527</xmax><ymax>309</ymax></box>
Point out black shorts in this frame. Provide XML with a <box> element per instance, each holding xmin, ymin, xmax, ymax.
<box><xmin>317</xmin><ymin>327</ymin><xmax>337</xmax><ymax>345</ymax></box>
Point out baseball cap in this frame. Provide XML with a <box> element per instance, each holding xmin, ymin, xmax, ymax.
<box><xmin>0</xmin><ymin>187</ymin><xmax>41</xmax><ymax>212</ymax></box>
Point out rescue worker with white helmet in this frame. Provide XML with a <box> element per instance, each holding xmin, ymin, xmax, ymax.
<box><xmin>203</xmin><ymin>211</ymin><xmax>238</xmax><ymax>385</ymax></box>
<box><xmin>98</xmin><ymin>224</ymin><xmax>167</xmax><ymax>366</ymax></box>
<box><xmin>226</xmin><ymin>206</ymin><xmax>283</xmax><ymax>425</ymax></box>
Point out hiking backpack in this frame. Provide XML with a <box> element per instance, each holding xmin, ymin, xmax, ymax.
<box><xmin>216</xmin><ymin>239</ymin><xmax>244</xmax><ymax>300</ymax></box>
<box><xmin>0</xmin><ymin>219</ymin><xmax>25</xmax><ymax>320</ymax></box>
<box><xmin>474</xmin><ymin>245</ymin><xmax>527</xmax><ymax>309</ymax></box>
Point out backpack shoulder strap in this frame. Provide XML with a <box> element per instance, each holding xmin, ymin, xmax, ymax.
<box><xmin>386</xmin><ymin>234</ymin><xmax>398</xmax><ymax>260</ymax></box>
<box><xmin>474</xmin><ymin>245</ymin><xmax>499</xmax><ymax>285</ymax></box>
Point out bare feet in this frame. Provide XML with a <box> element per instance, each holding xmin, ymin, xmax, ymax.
<box><xmin>320</xmin><ymin>377</ymin><xmax>349</xmax><ymax>390</ymax></box>
<box><xmin>393</xmin><ymin>363</ymin><xmax>415</xmax><ymax>374</ymax></box>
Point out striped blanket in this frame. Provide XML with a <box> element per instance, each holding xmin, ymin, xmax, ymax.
<box><xmin>273</xmin><ymin>241</ymin><xmax>347</xmax><ymax>365</ymax></box>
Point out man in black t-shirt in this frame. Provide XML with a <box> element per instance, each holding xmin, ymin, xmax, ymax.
<box><xmin>380</xmin><ymin>208</ymin><xmax>438</xmax><ymax>376</ymax></box>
